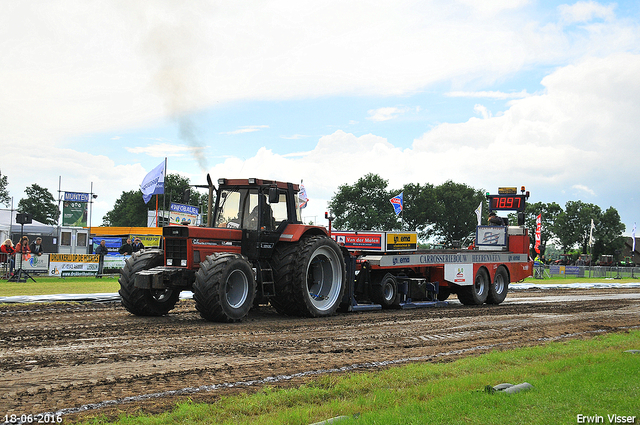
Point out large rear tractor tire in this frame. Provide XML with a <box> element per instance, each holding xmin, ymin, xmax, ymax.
<box><xmin>193</xmin><ymin>253</ymin><xmax>256</xmax><ymax>322</ymax></box>
<box><xmin>371</xmin><ymin>273</ymin><xmax>400</xmax><ymax>308</ymax></box>
<box><xmin>119</xmin><ymin>249</ymin><xmax>180</xmax><ymax>316</ymax></box>
<box><xmin>486</xmin><ymin>266</ymin><xmax>509</xmax><ymax>304</ymax></box>
<box><xmin>457</xmin><ymin>267</ymin><xmax>489</xmax><ymax>306</ymax></box>
<box><xmin>271</xmin><ymin>235</ymin><xmax>346</xmax><ymax>317</ymax></box>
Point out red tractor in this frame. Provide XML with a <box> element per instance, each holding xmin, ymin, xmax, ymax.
<box><xmin>118</xmin><ymin>177</ymin><xmax>346</xmax><ymax>322</ymax></box>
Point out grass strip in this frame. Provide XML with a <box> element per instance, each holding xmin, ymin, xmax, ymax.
<box><xmin>0</xmin><ymin>276</ymin><xmax>120</xmax><ymax>297</ymax></box>
<box><xmin>82</xmin><ymin>329</ymin><xmax>640</xmax><ymax>425</ymax></box>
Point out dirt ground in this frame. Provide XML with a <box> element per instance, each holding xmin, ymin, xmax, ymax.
<box><xmin>2</xmin><ymin>287</ymin><xmax>640</xmax><ymax>423</ymax></box>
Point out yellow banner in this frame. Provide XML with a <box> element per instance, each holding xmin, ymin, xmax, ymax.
<box><xmin>49</xmin><ymin>253</ymin><xmax>99</xmax><ymax>263</ymax></box>
<box><xmin>130</xmin><ymin>235</ymin><xmax>162</xmax><ymax>247</ymax></box>
<box><xmin>386</xmin><ymin>232</ymin><xmax>417</xmax><ymax>251</ymax></box>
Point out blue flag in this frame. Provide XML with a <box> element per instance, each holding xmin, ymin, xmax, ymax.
<box><xmin>141</xmin><ymin>160</ymin><xmax>165</xmax><ymax>204</ymax></box>
<box><xmin>390</xmin><ymin>192</ymin><xmax>403</xmax><ymax>216</ymax></box>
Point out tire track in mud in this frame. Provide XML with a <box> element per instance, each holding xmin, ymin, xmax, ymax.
<box><xmin>1</xmin><ymin>289</ymin><xmax>640</xmax><ymax>422</ymax></box>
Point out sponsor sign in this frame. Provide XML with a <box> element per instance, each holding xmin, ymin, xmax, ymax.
<box><xmin>444</xmin><ymin>263</ymin><xmax>473</xmax><ymax>285</ymax></box>
<box><xmin>49</xmin><ymin>253</ymin><xmax>99</xmax><ymax>277</ymax></box>
<box><xmin>64</xmin><ymin>192</ymin><xmax>90</xmax><ymax>202</ymax></box>
<box><xmin>15</xmin><ymin>254</ymin><xmax>49</xmax><ymax>272</ymax></box>
<box><xmin>104</xmin><ymin>254</ymin><xmax>129</xmax><ymax>270</ymax></box>
<box><xmin>130</xmin><ymin>235</ymin><xmax>162</xmax><ymax>248</ymax></box>
<box><xmin>332</xmin><ymin>232</ymin><xmax>383</xmax><ymax>251</ymax></box>
<box><xmin>475</xmin><ymin>226</ymin><xmax>507</xmax><ymax>247</ymax></box>
<box><xmin>386</xmin><ymin>233</ymin><xmax>417</xmax><ymax>251</ymax></box>
<box><xmin>92</xmin><ymin>237</ymin><xmax>123</xmax><ymax>255</ymax></box>
<box><xmin>378</xmin><ymin>252</ymin><xmax>528</xmax><ymax>268</ymax></box>
<box><xmin>62</xmin><ymin>201</ymin><xmax>88</xmax><ymax>227</ymax></box>
<box><xmin>169</xmin><ymin>202</ymin><xmax>199</xmax><ymax>226</ymax></box>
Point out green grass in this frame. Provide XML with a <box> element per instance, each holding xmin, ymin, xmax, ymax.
<box><xmin>82</xmin><ymin>329</ymin><xmax>640</xmax><ymax>425</ymax></box>
<box><xmin>0</xmin><ymin>276</ymin><xmax>120</xmax><ymax>297</ymax></box>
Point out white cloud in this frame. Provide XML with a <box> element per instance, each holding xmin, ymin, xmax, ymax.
<box><xmin>367</xmin><ymin>107</ymin><xmax>417</xmax><ymax>122</ymax></box>
<box><xmin>201</xmin><ymin>54</ymin><xmax>640</xmax><ymax>228</ymax></box>
<box><xmin>126</xmin><ymin>143</ymin><xmax>205</xmax><ymax>157</ymax></box>
<box><xmin>572</xmin><ymin>185</ymin><xmax>596</xmax><ymax>196</ymax></box>
<box><xmin>220</xmin><ymin>126</ymin><xmax>269</xmax><ymax>135</ymax></box>
<box><xmin>473</xmin><ymin>104</ymin><xmax>492</xmax><ymax>119</ymax></box>
<box><xmin>559</xmin><ymin>1</ymin><xmax>615</xmax><ymax>24</ymax></box>
<box><xmin>2</xmin><ymin>0</ymin><xmax>636</xmax><ymax>146</ymax></box>
<box><xmin>446</xmin><ymin>90</ymin><xmax>530</xmax><ymax>99</ymax></box>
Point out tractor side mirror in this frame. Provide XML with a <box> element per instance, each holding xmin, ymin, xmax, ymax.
<box><xmin>268</xmin><ymin>187</ymin><xmax>280</xmax><ymax>204</ymax></box>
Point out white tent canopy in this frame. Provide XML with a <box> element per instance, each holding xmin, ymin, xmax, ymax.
<box><xmin>0</xmin><ymin>209</ymin><xmax>58</xmax><ymax>242</ymax></box>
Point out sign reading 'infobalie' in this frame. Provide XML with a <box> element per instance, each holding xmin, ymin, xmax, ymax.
<box><xmin>169</xmin><ymin>202</ymin><xmax>199</xmax><ymax>225</ymax></box>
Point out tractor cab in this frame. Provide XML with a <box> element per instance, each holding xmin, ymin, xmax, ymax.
<box><xmin>213</xmin><ymin>178</ymin><xmax>303</xmax><ymax>260</ymax></box>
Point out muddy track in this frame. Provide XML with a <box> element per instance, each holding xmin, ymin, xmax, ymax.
<box><xmin>2</xmin><ymin>288</ymin><xmax>640</xmax><ymax>423</ymax></box>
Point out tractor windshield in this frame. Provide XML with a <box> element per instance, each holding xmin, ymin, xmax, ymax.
<box><xmin>215</xmin><ymin>186</ymin><xmax>301</xmax><ymax>230</ymax></box>
<box><xmin>215</xmin><ymin>188</ymin><xmax>258</xmax><ymax>230</ymax></box>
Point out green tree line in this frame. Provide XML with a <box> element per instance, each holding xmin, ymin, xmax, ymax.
<box><xmin>329</xmin><ymin>173</ymin><xmax>626</xmax><ymax>258</ymax></box>
<box><xmin>1</xmin><ymin>170</ymin><xmax>627</xmax><ymax>260</ymax></box>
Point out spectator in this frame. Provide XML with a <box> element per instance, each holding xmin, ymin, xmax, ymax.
<box><xmin>131</xmin><ymin>238</ymin><xmax>145</xmax><ymax>253</ymax></box>
<box><xmin>94</xmin><ymin>239</ymin><xmax>109</xmax><ymax>278</ymax></box>
<box><xmin>13</xmin><ymin>236</ymin><xmax>31</xmax><ymax>271</ymax></box>
<box><xmin>488</xmin><ymin>212</ymin><xmax>504</xmax><ymax>226</ymax></box>
<box><xmin>29</xmin><ymin>237</ymin><xmax>44</xmax><ymax>256</ymax></box>
<box><xmin>118</xmin><ymin>238</ymin><xmax>133</xmax><ymax>255</ymax></box>
<box><xmin>1</xmin><ymin>239</ymin><xmax>15</xmax><ymax>275</ymax></box>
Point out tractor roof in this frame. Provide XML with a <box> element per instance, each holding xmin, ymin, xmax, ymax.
<box><xmin>217</xmin><ymin>178</ymin><xmax>299</xmax><ymax>191</ymax></box>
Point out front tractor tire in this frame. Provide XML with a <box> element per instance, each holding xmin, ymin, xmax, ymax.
<box><xmin>193</xmin><ymin>253</ymin><xmax>256</xmax><ymax>322</ymax></box>
<box><xmin>457</xmin><ymin>267</ymin><xmax>490</xmax><ymax>306</ymax></box>
<box><xmin>119</xmin><ymin>249</ymin><xmax>180</xmax><ymax>316</ymax></box>
<box><xmin>271</xmin><ymin>235</ymin><xmax>346</xmax><ymax>317</ymax></box>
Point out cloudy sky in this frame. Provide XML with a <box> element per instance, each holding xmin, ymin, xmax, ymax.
<box><xmin>1</xmin><ymin>0</ymin><xmax>639</xmax><ymax>234</ymax></box>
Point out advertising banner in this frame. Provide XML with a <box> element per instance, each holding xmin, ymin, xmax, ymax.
<box><xmin>130</xmin><ymin>234</ymin><xmax>162</xmax><ymax>248</ymax></box>
<box><xmin>169</xmin><ymin>202</ymin><xmax>199</xmax><ymax>226</ymax></box>
<box><xmin>49</xmin><ymin>253</ymin><xmax>99</xmax><ymax>277</ymax></box>
<box><xmin>62</xmin><ymin>201</ymin><xmax>88</xmax><ymax>227</ymax></box>
<box><xmin>386</xmin><ymin>233</ymin><xmax>417</xmax><ymax>251</ymax></box>
<box><xmin>332</xmin><ymin>232</ymin><xmax>383</xmax><ymax>251</ymax></box>
<box><xmin>15</xmin><ymin>254</ymin><xmax>49</xmax><ymax>272</ymax></box>
<box><xmin>475</xmin><ymin>226</ymin><xmax>507</xmax><ymax>247</ymax></box>
<box><xmin>92</xmin><ymin>237</ymin><xmax>123</xmax><ymax>255</ymax></box>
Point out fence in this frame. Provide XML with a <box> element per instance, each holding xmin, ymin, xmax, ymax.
<box><xmin>533</xmin><ymin>264</ymin><xmax>640</xmax><ymax>279</ymax></box>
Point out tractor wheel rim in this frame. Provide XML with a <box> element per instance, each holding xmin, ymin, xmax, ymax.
<box><xmin>306</xmin><ymin>246</ymin><xmax>342</xmax><ymax>311</ymax></box>
<box><xmin>226</xmin><ymin>269</ymin><xmax>249</xmax><ymax>309</ymax></box>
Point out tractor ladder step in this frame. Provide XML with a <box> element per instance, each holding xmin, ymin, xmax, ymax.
<box><xmin>260</xmin><ymin>267</ymin><xmax>275</xmax><ymax>297</ymax></box>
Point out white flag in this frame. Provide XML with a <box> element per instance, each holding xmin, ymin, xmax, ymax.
<box><xmin>141</xmin><ymin>160</ymin><xmax>166</xmax><ymax>204</ymax></box>
<box><xmin>474</xmin><ymin>202</ymin><xmax>482</xmax><ymax>226</ymax></box>
<box><xmin>589</xmin><ymin>219</ymin><xmax>595</xmax><ymax>247</ymax></box>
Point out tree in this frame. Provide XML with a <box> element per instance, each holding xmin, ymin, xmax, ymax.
<box><xmin>17</xmin><ymin>184</ymin><xmax>60</xmax><ymax>225</ymax></box>
<box><xmin>401</xmin><ymin>182</ymin><xmax>438</xmax><ymax>239</ymax></box>
<box><xmin>521</xmin><ymin>201</ymin><xmax>562</xmax><ymax>255</ymax></box>
<box><xmin>328</xmin><ymin>174</ymin><xmax>399</xmax><ymax>231</ymax></box>
<box><xmin>428</xmin><ymin>181</ymin><xmax>486</xmax><ymax>245</ymax></box>
<box><xmin>0</xmin><ymin>171</ymin><xmax>10</xmax><ymax>207</ymax></box>
<box><xmin>553</xmin><ymin>200</ymin><xmax>602</xmax><ymax>253</ymax></box>
<box><xmin>591</xmin><ymin>207</ymin><xmax>625</xmax><ymax>261</ymax></box>
<box><xmin>102</xmin><ymin>190</ymin><xmax>148</xmax><ymax>226</ymax></box>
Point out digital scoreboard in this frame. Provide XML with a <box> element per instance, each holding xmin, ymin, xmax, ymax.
<box><xmin>487</xmin><ymin>187</ymin><xmax>529</xmax><ymax>212</ymax></box>
<box><xmin>488</xmin><ymin>194</ymin><xmax>527</xmax><ymax>211</ymax></box>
